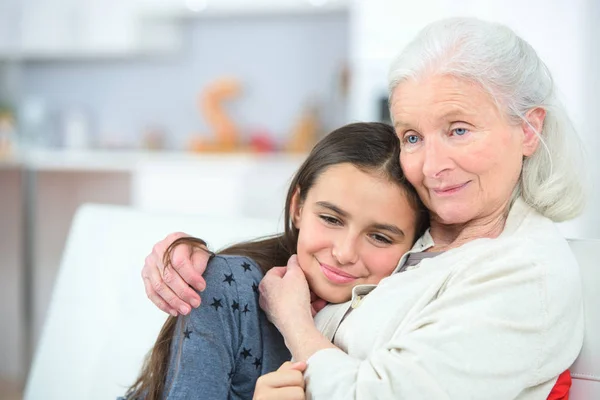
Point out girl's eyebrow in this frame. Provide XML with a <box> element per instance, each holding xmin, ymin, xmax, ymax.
<box><xmin>316</xmin><ymin>201</ymin><xmax>406</xmax><ymax>238</ymax></box>
<box><xmin>372</xmin><ymin>223</ymin><xmax>405</xmax><ymax>239</ymax></box>
<box><xmin>316</xmin><ymin>201</ymin><xmax>349</xmax><ymax>217</ymax></box>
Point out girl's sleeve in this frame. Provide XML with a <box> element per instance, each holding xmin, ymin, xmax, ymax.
<box><xmin>163</xmin><ymin>255</ymin><xmax>289</xmax><ymax>400</ymax></box>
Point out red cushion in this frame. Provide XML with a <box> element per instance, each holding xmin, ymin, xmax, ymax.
<box><xmin>547</xmin><ymin>370</ymin><xmax>572</xmax><ymax>400</ymax></box>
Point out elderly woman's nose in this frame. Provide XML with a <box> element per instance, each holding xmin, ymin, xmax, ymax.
<box><xmin>422</xmin><ymin>138</ymin><xmax>452</xmax><ymax>178</ymax></box>
<box><xmin>332</xmin><ymin>233</ymin><xmax>359</xmax><ymax>265</ymax></box>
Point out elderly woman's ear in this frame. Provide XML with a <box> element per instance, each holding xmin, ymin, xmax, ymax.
<box><xmin>521</xmin><ymin>107</ymin><xmax>546</xmax><ymax>157</ymax></box>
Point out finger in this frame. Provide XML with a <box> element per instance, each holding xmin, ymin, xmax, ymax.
<box><xmin>289</xmin><ymin>361</ymin><xmax>307</xmax><ymax>372</ymax></box>
<box><xmin>277</xmin><ymin>361</ymin><xmax>306</xmax><ymax>372</ymax></box>
<box><xmin>142</xmin><ymin>275</ymin><xmax>178</xmax><ymax>316</ymax></box>
<box><xmin>166</xmin><ymin>244</ymin><xmax>207</xmax><ymax>306</ymax></box>
<box><xmin>277</xmin><ymin>361</ymin><xmax>294</xmax><ymax>371</ymax></box>
<box><xmin>153</xmin><ymin>232</ymin><xmax>189</xmax><ymax>272</ymax></box>
<box><xmin>258</xmin><ymin>268</ymin><xmax>284</xmax><ymax>298</ymax></box>
<box><xmin>258</xmin><ymin>294</ymin><xmax>271</xmax><ymax>317</ymax></box>
<box><xmin>142</xmin><ymin>256</ymin><xmax>180</xmax><ymax>315</ymax></box>
<box><xmin>287</xmin><ymin>254</ymin><xmax>299</xmax><ymax>268</ymax></box>
<box><xmin>188</xmin><ymin>246</ymin><xmax>210</xmax><ymax>291</ymax></box>
<box><xmin>164</xmin><ymin>236</ymin><xmax>208</xmax><ymax>294</ymax></box>
<box><xmin>278</xmin><ymin>386</ymin><xmax>305</xmax><ymax>400</ymax></box>
<box><xmin>258</xmin><ymin>369</ymin><xmax>305</xmax><ymax>389</ymax></box>
<box><xmin>262</xmin><ymin>386</ymin><xmax>305</xmax><ymax>400</ymax></box>
<box><xmin>162</xmin><ymin>263</ymin><xmax>202</xmax><ymax>310</ymax></box>
<box><xmin>266</xmin><ymin>266</ymin><xmax>287</xmax><ymax>278</ymax></box>
<box><xmin>286</xmin><ymin>255</ymin><xmax>304</xmax><ymax>276</ymax></box>
<box><xmin>143</xmin><ymin>260</ymin><xmax>192</xmax><ymax>315</ymax></box>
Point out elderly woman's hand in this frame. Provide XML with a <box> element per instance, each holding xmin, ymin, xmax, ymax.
<box><xmin>258</xmin><ymin>255</ymin><xmax>314</xmax><ymax>335</ymax></box>
<box><xmin>141</xmin><ymin>232</ymin><xmax>210</xmax><ymax>316</ymax></box>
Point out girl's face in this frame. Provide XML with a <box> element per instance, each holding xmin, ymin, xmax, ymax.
<box><xmin>291</xmin><ymin>163</ymin><xmax>419</xmax><ymax>304</ymax></box>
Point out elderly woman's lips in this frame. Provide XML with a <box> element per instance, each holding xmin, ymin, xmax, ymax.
<box><xmin>432</xmin><ymin>182</ymin><xmax>470</xmax><ymax>196</ymax></box>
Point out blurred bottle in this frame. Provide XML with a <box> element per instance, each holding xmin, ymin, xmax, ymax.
<box><xmin>141</xmin><ymin>124</ymin><xmax>165</xmax><ymax>151</ymax></box>
<box><xmin>62</xmin><ymin>108</ymin><xmax>90</xmax><ymax>150</ymax></box>
<box><xmin>19</xmin><ymin>97</ymin><xmax>52</xmax><ymax>150</ymax></box>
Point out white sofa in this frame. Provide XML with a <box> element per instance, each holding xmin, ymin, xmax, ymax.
<box><xmin>24</xmin><ymin>204</ymin><xmax>281</xmax><ymax>400</ymax></box>
<box><xmin>24</xmin><ymin>204</ymin><xmax>599</xmax><ymax>399</ymax></box>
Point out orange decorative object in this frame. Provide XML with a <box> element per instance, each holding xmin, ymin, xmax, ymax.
<box><xmin>285</xmin><ymin>104</ymin><xmax>320</xmax><ymax>153</ymax></box>
<box><xmin>189</xmin><ymin>78</ymin><xmax>242</xmax><ymax>152</ymax></box>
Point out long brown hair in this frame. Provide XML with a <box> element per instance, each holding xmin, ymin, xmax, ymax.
<box><xmin>125</xmin><ymin>122</ymin><xmax>428</xmax><ymax>399</ymax></box>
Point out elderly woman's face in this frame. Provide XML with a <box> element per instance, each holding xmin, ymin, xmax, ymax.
<box><xmin>391</xmin><ymin>74</ymin><xmax>536</xmax><ymax>225</ymax></box>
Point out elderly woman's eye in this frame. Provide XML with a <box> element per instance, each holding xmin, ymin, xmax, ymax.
<box><xmin>406</xmin><ymin>134</ymin><xmax>420</xmax><ymax>144</ymax></box>
<box><xmin>452</xmin><ymin>128</ymin><xmax>469</xmax><ymax>136</ymax></box>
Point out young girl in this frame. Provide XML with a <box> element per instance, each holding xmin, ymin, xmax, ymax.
<box><xmin>124</xmin><ymin>122</ymin><xmax>428</xmax><ymax>399</ymax></box>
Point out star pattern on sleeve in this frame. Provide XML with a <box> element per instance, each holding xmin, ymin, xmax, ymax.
<box><xmin>223</xmin><ymin>273</ymin><xmax>235</xmax><ymax>286</ymax></box>
<box><xmin>183</xmin><ymin>327</ymin><xmax>192</xmax><ymax>339</ymax></box>
<box><xmin>231</xmin><ymin>301</ymin><xmax>240</xmax><ymax>311</ymax></box>
<box><xmin>252</xmin><ymin>357</ymin><xmax>262</xmax><ymax>370</ymax></box>
<box><xmin>252</xmin><ymin>282</ymin><xmax>259</xmax><ymax>294</ymax></box>
<box><xmin>241</xmin><ymin>347</ymin><xmax>252</xmax><ymax>359</ymax></box>
<box><xmin>242</xmin><ymin>304</ymin><xmax>250</xmax><ymax>315</ymax></box>
<box><xmin>241</xmin><ymin>261</ymin><xmax>252</xmax><ymax>272</ymax></box>
<box><xmin>210</xmin><ymin>298</ymin><xmax>223</xmax><ymax>311</ymax></box>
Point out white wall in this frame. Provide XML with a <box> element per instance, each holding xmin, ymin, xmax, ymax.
<box><xmin>21</xmin><ymin>12</ymin><xmax>349</xmax><ymax>150</ymax></box>
<box><xmin>348</xmin><ymin>0</ymin><xmax>599</xmax><ymax>239</ymax></box>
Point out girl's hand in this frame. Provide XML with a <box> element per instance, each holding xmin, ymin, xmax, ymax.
<box><xmin>253</xmin><ymin>361</ymin><xmax>307</xmax><ymax>400</ymax></box>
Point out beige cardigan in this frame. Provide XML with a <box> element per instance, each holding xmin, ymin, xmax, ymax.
<box><xmin>305</xmin><ymin>198</ymin><xmax>584</xmax><ymax>399</ymax></box>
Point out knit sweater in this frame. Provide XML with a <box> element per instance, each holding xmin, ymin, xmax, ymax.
<box><xmin>305</xmin><ymin>198</ymin><xmax>584</xmax><ymax>400</ymax></box>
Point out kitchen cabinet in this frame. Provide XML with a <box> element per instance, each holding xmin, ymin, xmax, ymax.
<box><xmin>2</xmin><ymin>0</ymin><xmax>348</xmax><ymax>60</ymax></box>
<box><xmin>138</xmin><ymin>0</ymin><xmax>349</xmax><ymax>19</ymax></box>
<box><xmin>19</xmin><ymin>0</ymin><xmax>138</xmax><ymax>57</ymax></box>
<box><xmin>0</xmin><ymin>0</ymin><xmax>180</xmax><ymax>60</ymax></box>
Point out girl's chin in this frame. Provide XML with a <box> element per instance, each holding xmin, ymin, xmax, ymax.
<box><xmin>312</xmin><ymin>284</ymin><xmax>351</xmax><ymax>305</ymax></box>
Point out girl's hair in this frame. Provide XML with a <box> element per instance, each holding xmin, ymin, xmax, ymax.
<box><xmin>388</xmin><ymin>17</ymin><xmax>586</xmax><ymax>222</ymax></box>
<box><xmin>125</xmin><ymin>122</ymin><xmax>428</xmax><ymax>399</ymax></box>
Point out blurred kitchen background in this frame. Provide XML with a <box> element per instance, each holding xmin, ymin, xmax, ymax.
<box><xmin>0</xmin><ymin>0</ymin><xmax>599</xmax><ymax>398</ymax></box>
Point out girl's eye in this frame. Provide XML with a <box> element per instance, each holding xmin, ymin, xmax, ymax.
<box><xmin>370</xmin><ymin>234</ymin><xmax>392</xmax><ymax>245</ymax></box>
<box><xmin>452</xmin><ymin>127</ymin><xmax>469</xmax><ymax>136</ymax></box>
<box><xmin>320</xmin><ymin>215</ymin><xmax>341</xmax><ymax>225</ymax></box>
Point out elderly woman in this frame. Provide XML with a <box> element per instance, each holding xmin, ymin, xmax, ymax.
<box><xmin>141</xmin><ymin>17</ymin><xmax>584</xmax><ymax>399</ymax></box>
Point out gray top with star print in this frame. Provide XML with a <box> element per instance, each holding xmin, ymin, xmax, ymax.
<box><xmin>127</xmin><ymin>255</ymin><xmax>290</xmax><ymax>400</ymax></box>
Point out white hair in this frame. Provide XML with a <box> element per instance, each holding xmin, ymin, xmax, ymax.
<box><xmin>388</xmin><ymin>17</ymin><xmax>585</xmax><ymax>222</ymax></box>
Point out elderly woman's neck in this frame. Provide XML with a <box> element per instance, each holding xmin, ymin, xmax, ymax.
<box><xmin>427</xmin><ymin>207</ymin><xmax>509</xmax><ymax>252</ymax></box>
